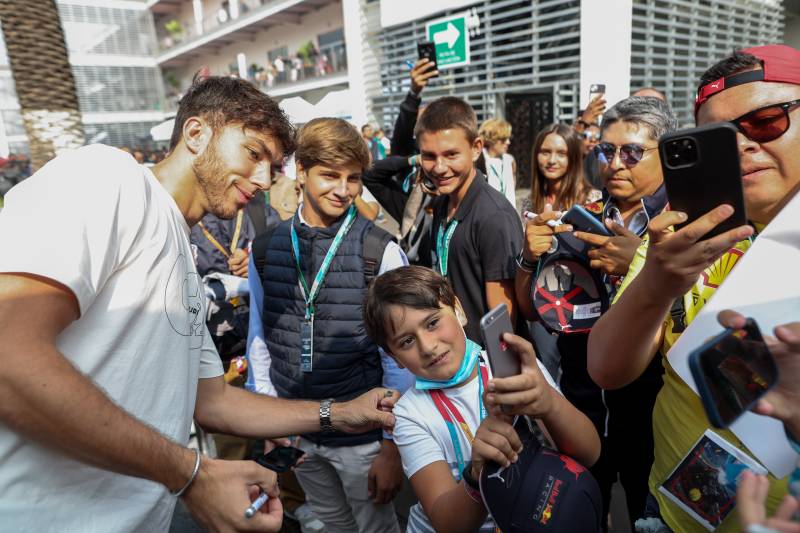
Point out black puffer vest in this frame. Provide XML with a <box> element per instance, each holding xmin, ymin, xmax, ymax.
<box><xmin>261</xmin><ymin>213</ymin><xmax>383</xmax><ymax>446</ymax></box>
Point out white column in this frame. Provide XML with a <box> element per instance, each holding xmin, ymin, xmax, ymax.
<box><xmin>579</xmin><ymin>0</ymin><xmax>633</xmax><ymax>111</ymax></box>
<box><xmin>342</xmin><ymin>0</ymin><xmax>368</xmax><ymax>127</ymax></box>
<box><xmin>192</xmin><ymin>0</ymin><xmax>204</xmax><ymax>36</ymax></box>
<box><xmin>0</xmin><ymin>110</ymin><xmax>9</xmax><ymax>158</ymax></box>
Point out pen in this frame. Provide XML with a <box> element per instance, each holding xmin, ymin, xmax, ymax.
<box><xmin>405</xmin><ymin>60</ymin><xmax>415</xmax><ymax>69</ymax></box>
<box><xmin>244</xmin><ymin>492</ymin><xmax>269</xmax><ymax>519</ymax></box>
<box><xmin>523</xmin><ymin>211</ymin><xmax>561</xmax><ymax>228</ymax></box>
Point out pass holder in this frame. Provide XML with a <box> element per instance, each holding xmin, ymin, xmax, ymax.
<box><xmin>300</xmin><ymin>314</ymin><xmax>314</xmax><ymax>373</ymax></box>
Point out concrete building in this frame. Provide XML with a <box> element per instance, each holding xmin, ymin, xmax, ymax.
<box><xmin>0</xmin><ymin>0</ymin><xmax>168</xmax><ymax>156</ymax></box>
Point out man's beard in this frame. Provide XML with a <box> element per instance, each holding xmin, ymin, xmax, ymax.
<box><xmin>193</xmin><ymin>142</ymin><xmax>237</xmax><ymax>220</ymax></box>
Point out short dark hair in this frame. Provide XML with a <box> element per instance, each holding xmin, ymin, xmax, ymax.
<box><xmin>363</xmin><ymin>266</ymin><xmax>456</xmax><ymax>350</ymax></box>
<box><xmin>296</xmin><ymin>118</ymin><xmax>371</xmax><ymax>173</ymax></box>
<box><xmin>169</xmin><ymin>76</ymin><xmax>296</xmax><ymax>156</ymax></box>
<box><xmin>602</xmin><ymin>96</ymin><xmax>679</xmax><ymax>141</ymax></box>
<box><xmin>414</xmin><ymin>96</ymin><xmax>479</xmax><ymax>143</ymax></box>
<box><xmin>698</xmin><ymin>50</ymin><xmax>762</xmax><ymax>92</ymax></box>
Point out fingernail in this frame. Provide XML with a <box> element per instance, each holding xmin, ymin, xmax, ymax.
<box><xmin>719</xmin><ymin>204</ymin><xmax>733</xmax><ymax>216</ymax></box>
<box><xmin>487</xmin><ymin>382</ymin><xmax>496</xmax><ymax>392</ymax></box>
<box><xmin>512</xmin><ymin>453</ymin><xmax>518</xmax><ymax>462</ymax></box>
<box><xmin>676</xmin><ymin>211</ymin><xmax>688</xmax><ymax>221</ymax></box>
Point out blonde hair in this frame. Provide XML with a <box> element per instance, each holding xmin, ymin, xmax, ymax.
<box><xmin>478</xmin><ymin>118</ymin><xmax>512</xmax><ymax>145</ymax></box>
<box><xmin>295</xmin><ymin>118</ymin><xmax>371</xmax><ymax>172</ymax></box>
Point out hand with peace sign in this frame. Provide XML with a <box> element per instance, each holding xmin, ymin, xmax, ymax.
<box><xmin>637</xmin><ymin>204</ymin><xmax>754</xmax><ymax>299</ymax></box>
<box><xmin>573</xmin><ymin>218</ymin><xmax>642</xmax><ymax>276</ymax></box>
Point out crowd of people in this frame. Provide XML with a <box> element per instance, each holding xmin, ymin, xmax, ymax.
<box><xmin>0</xmin><ymin>41</ymin><xmax>798</xmax><ymax>533</ymax></box>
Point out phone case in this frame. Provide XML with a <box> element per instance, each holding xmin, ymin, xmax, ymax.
<box><xmin>659</xmin><ymin>122</ymin><xmax>748</xmax><ymax>240</ymax></box>
<box><xmin>417</xmin><ymin>41</ymin><xmax>438</xmax><ymax>75</ymax></box>
<box><xmin>561</xmin><ymin>205</ymin><xmax>612</xmax><ymax>236</ymax></box>
<box><xmin>480</xmin><ymin>304</ymin><xmax>520</xmax><ymax>379</ymax></box>
<box><xmin>688</xmin><ymin>330</ymin><xmax>729</xmax><ymax>429</ymax></box>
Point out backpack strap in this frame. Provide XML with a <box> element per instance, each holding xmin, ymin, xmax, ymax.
<box><xmin>669</xmin><ymin>296</ymin><xmax>687</xmax><ymax>334</ymax></box>
<box><xmin>363</xmin><ymin>224</ymin><xmax>396</xmax><ymax>285</ymax></box>
<box><xmin>251</xmin><ymin>226</ymin><xmax>277</xmax><ymax>280</ymax></box>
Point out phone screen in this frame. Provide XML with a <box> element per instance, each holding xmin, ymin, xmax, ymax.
<box><xmin>697</xmin><ymin>320</ymin><xmax>777</xmax><ymax>426</ymax></box>
<box><xmin>255</xmin><ymin>446</ymin><xmax>305</xmax><ymax>473</ymax></box>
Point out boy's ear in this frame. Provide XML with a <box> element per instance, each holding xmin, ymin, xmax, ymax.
<box><xmin>296</xmin><ymin>162</ymin><xmax>307</xmax><ymax>187</ymax></box>
<box><xmin>471</xmin><ymin>136</ymin><xmax>484</xmax><ymax>162</ymax></box>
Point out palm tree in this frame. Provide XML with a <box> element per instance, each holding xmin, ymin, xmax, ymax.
<box><xmin>0</xmin><ymin>0</ymin><xmax>84</xmax><ymax>171</ymax></box>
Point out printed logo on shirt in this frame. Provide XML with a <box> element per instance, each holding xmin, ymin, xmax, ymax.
<box><xmin>164</xmin><ymin>253</ymin><xmax>205</xmax><ymax>349</ymax></box>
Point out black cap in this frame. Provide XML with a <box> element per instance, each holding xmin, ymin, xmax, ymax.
<box><xmin>479</xmin><ymin>429</ymin><xmax>602</xmax><ymax>532</ymax></box>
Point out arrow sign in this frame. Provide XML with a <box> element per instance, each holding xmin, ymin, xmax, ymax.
<box><xmin>433</xmin><ymin>22</ymin><xmax>460</xmax><ymax>49</ymax></box>
<box><xmin>426</xmin><ymin>14</ymin><xmax>471</xmax><ymax>69</ymax></box>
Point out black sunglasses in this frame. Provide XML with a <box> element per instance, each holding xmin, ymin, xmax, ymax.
<box><xmin>594</xmin><ymin>142</ymin><xmax>657</xmax><ymax>167</ymax></box>
<box><xmin>730</xmin><ymin>99</ymin><xmax>800</xmax><ymax>143</ymax></box>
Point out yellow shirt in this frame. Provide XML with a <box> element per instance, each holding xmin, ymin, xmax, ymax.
<box><xmin>615</xmin><ymin>230</ymin><xmax>787</xmax><ymax>532</ymax></box>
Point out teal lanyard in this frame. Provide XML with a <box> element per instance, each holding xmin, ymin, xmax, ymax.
<box><xmin>436</xmin><ymin>219</ymin><xmax>459</xmax><ymax>276</ymax></box>
<box><xmin>489</xmin><ymin>163</ymin><xmax>506</xmax><ymax>196</ymax></box>
<box><xmin>290</xmin><ymin>205</ymin><xmax>357</xmax><ymax>320</ymax></box>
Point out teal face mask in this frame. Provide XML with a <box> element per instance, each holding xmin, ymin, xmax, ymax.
<box><xmin>414</xmin><ymin>330</ymin><xmax>482</xmax><ymax>390</ymax></box>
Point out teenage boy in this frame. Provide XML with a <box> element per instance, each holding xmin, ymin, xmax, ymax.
<box><xmin>0</xmin><ymin>76</ymin><xmax>398</xmax><ymax>532</ymax></box>
<box><xmin>363</xmin><ymin>265</ymin><xmax>600</xmax><ymax>532</ymax></box>
<box><xmin>416</xmin><ymin>97</ymin><xmax>523</xmax><ymax>342</ymax></box>
<box><xmin>588</xmin><ymin>45</ymin><xmax>800</xmax><ymax>532</ymax></box>
<box><xmin>515</xmin><ymin>96</ymin><xmax>677</xmax><ymax>531</ymax></box>
<box><xmin>247</xmin><ymin>118</ymin><xmax>412</xmax><ymax>533</ymax></box>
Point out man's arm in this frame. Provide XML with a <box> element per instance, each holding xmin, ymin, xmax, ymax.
<box><xmin>391</xmin><ymin>59</ymin><xmax>437</xmax><ymax>156</ymax></box>
<box><xmin>0</xmin><ymin>273</ymin><xmax>283</xmax><ymax>531</ymax></box>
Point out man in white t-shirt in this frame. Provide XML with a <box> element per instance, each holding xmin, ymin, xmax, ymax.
<box><xmin>0</xmin><ymin>76</ymin><xmax>398</xmax><ymax>533</ymax></box>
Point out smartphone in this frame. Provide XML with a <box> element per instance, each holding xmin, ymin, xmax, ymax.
<box><xmin>561</xmin><ymin>205</ymin><xmax>613</xmax><ymax>237</ymax></box>
<box><xmin>480</xmin><ymin>304</ymin><xmax>520</xmax><ymax>378</ymax></box>
<box><xmin>688</xmin><ymin>318</ymin><xmax>778</xmax><ymax>428</ymax></box>
<box><xmin>589</xmin><ymin>83</ymin><xmax>606</xmax><ymax>101</ymax></box>
<box><xmin>659</xmin><ymin>122</ymin><xmax>748</xmax><ymax>240</ymax></box>
<box><xmin>255</xmin><ymin>445</ymin><xmax>305</xmax><ymax>473</ymax></box>
<box><xmin>417</xmin><ymin>41</ymin><xmax>439</xmax><ymax>77</ymax></box>
<box><xmin>421</xmin><ymin>174</ymin><xmax>437</xmax><ymax>191</ymax></box>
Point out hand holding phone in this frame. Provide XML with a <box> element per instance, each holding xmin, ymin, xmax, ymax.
<box><xmin>689</xmin><ymin>318</ymin><xmax>778</xmax><ymax>428</ymax></box>
<box><xmin>561</xmin><ymin>205</ymin><xmax>612</xmax><ymax>237</ymax></box>
<box><xmin>480</xmin><ymin>304</ymin><xmax>520</xmax><ymax>379</ymax></box>
<box><xmin>417</xmin><ymin>41</ymin><xmax>439</xmax><ymax>78</ymax></box>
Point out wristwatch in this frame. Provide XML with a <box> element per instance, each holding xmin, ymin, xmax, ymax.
<box><xmin>319</xmin><ymin>398</ymin><xmax>335</xmax><ymax>433</ymax></box>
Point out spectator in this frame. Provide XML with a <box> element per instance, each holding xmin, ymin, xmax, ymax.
<box><xmin>478</xmin><ymin>118</ymin><xmax>517</xmax><ymax>209</ymax></box>
<box><xmin>0</xmin><ymin>75</ymin><xmax>396</xmax><ymax>532</ymax></box>
<box><xmin>246</xmin><ymin>118</ymin><xmax>412</xmax><ymax>533</ymax></box>
<box><xmin>580</xmin><ymin>123</ymin><xmax>603</xmax><ymax>189</ymax></box>
<box><xmin>521</xmin><ymin>123</ymin><xmax>599</xmax><ymax>215</ymax></box>
<box><xmin>362</xmin><ymin>266</ymin><xmax>600</xmax><ymax>533</ymax></box>
<box><xmin>362</xmin><ymin>123</ymin><xmax>380</xmax><ymax>163</ymax></box>
<box><xmin>516</xmin><ymin>96</ymin><xmax>678</xmax><ymax>532</ymax></box>
<box><xmin>587</xmin><ymin>45</ymin><xmax>800</xmax><ymax>532</ymax></box>
<box><xmin>416</xmin><ymin>97</ymin><xmax>523</xmax><ymax>342</ymax></box>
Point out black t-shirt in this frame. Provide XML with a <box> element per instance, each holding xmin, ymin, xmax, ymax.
<box><xmin>431</xmin><ymin>171</ymin><xmax>523</xmax><ymax>342</ymax></box>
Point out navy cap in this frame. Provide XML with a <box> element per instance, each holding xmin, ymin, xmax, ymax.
<box><xmin>479</xmin><ymin>427</ymin><xmax>602</xmax><ymax>532</ymax></box>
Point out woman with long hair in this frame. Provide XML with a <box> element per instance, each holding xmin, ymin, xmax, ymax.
<box><xmin>524</xmin><ymin>123</ymin><xmax>599</xmax><ymax>214</ymax></box>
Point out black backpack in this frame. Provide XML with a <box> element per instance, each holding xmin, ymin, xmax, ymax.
<box><xmin>251</xmin><ymin>222</ymin><xmax>395</xmax><ymax>286</ymax></box>
<box><xmin>531</xmin><ymin>231</ymin><xmax>609</xmax><ymax>334</ymax></box>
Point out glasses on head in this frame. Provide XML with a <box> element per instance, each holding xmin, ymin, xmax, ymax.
<box><xmin>595</xmin><ymin>142</ymin><xmax>657</xmax><ymax>167</ymax></box>
<box><xmin>729</xmin><ymin>99</ymin><xmax>800</xmax><ymax>143</ymax></box>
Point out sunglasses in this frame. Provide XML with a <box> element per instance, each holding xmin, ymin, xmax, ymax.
<box><xmin>729</xmin><ymin>98</ymin><xmax>800</xmax><ymax>143</ymax></box>
<box><xmin>581</xmin><ymin>131</ymin><xmax>600</xmax><ymax>141</ymax></box>
<box><xmin>595</xmin><ymin>142</ymin><xmax>657</xmax><ymax>167</ymax></box>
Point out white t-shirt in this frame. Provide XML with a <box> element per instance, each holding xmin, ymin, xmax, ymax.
<box><xmin>0</xmin><ymin>145</ymin><xmax>223</xmax><ymax>532</ymax></box>
<box><xmin>393</xmin><ymin>355</ymin><xmax>558</xmax><ymax>533</ymax></box>
<box><xmin>483</xmin><ymin>150</ymin><xmax>516</xmax><ymax>209</ymax></box>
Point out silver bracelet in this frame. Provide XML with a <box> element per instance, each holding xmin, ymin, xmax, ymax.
<box><xmin>172</xmin><ymin>448</ymin><xmax>201</xmax><ymax>497</ymax></box>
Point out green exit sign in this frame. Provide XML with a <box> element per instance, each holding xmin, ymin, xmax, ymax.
<box><xmin>426</xmin><ymin>14</ymin><xmax>470</xmax><ymax>69</ymax></box>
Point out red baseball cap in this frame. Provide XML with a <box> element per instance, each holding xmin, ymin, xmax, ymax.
<box><xmin>694</xmin><ymin>44</ymin><xmax>800</xmax><ymax>116</ymax></box>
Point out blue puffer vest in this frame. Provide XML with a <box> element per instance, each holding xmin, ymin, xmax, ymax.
<box><xmin>261</xmin><ymin>213</ymin><xmax>383</xmax><ymax>446</ymax></box>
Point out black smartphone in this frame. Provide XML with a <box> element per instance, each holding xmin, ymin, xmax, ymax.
<box><xmin>417</xmin><ymin>41</ymin><xmax>439</xmax><ymax>77</ymax></box>
<box><xmin>561</xmin><ymin>205</ymin><xmax>613</xmax><ymax>237</ymax></box>
<box><xmin>480</xmin><ymin>304</ymin><xmax>520</xmax><ymax>378</ymax></box>
<box><xmin>659</xmin><ymin>122</ymin><xmax>748</xmax><ymax>240</ymax></box>
<box><xmin>688</xmin><ymin>318</ymin><xmax>778</xmax><ymax>428</ymax></box>
<box><xmin>255</xmin><ymin>445</ymin><xmax>305</xmax><ymax>473</ymax></box>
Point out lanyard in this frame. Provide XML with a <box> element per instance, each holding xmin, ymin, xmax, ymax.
<box><xmin>488</xmin><ymin>163</ymin><xmax>506</xmax><ymax>196</ymax></box>
<box><xmin>290</xmin><ymin>205</ymin><xmax>357</xmax><ymax>320</ymax></box>
<box><xmin>197</xmin><ymin>210</ymin><xmax>244</xmax><ymax>259</ymax></box>
<box><xmin>436</xmin><ymin>218</ymin><xmax>459</xmax><ymax>276</ymax></box>
<box><xmin>430</xmin><ymin>363</ymin><xmax>488</xmax><ymax>480</ymax></box>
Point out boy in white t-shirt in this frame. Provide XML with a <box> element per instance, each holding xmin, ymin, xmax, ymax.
<box><xmin>363</xmin><ymin>266</ymin><xmax>600</xmax><ymax>532</ymax></box>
